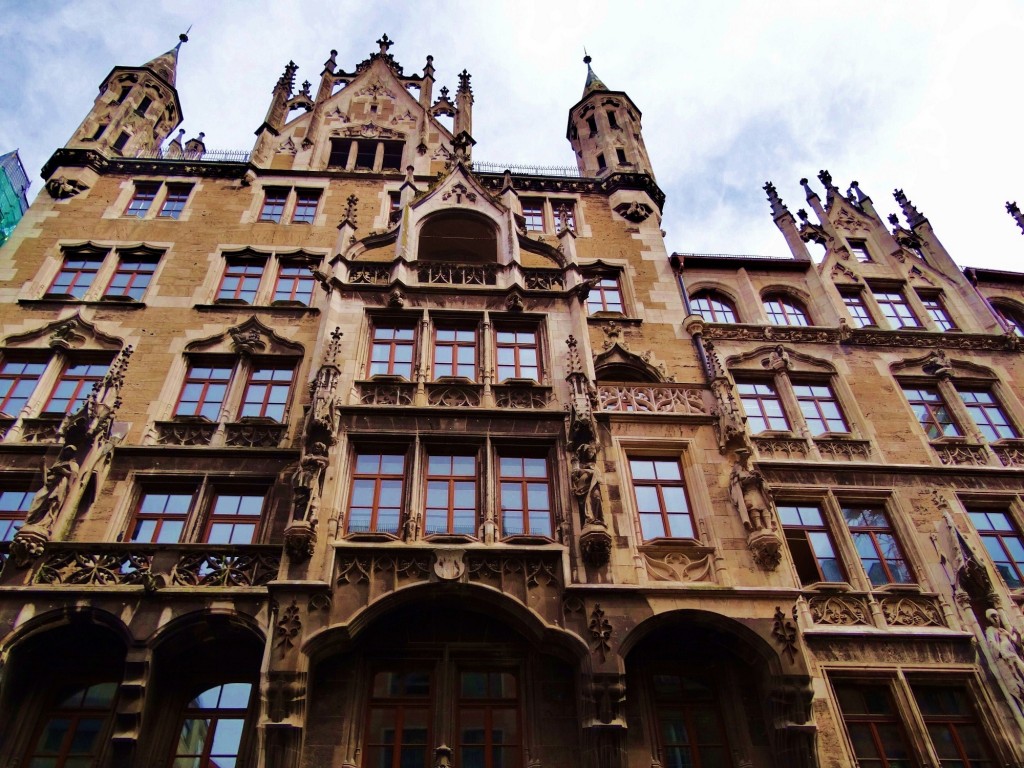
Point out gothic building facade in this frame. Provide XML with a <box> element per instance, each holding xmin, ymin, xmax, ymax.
<box><xmin>1</xmin><ymin>33</ymin><xmax>1023</xmax><ymax>768</ymax></box>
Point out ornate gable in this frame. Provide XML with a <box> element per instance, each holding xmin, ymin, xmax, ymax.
<box><xmin>185</xmin><ymin>317</ymin><xmax>304</xmax><ymax>357</ymax></box>
<box><xmin>3</xmin><ymin>314</ymin><xmax>124</xmax><ymax>352</ymax></box>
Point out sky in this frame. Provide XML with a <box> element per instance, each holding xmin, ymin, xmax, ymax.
<box><xmin>1</xmin><ymin>0</ymin><xmax>1023</xmax><ymax>272</ymax></box>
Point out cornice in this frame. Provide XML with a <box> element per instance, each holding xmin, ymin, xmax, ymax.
<box><xmin>701</xmin><ymin>323</ymin><xmax>1020</xmax><ymax>352</ymax></box>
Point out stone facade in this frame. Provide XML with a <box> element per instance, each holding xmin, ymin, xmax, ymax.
<box><xmin>0</xmin><ymin>33</ymin><xmax>1023</xmax><ymax>768</ymax></box>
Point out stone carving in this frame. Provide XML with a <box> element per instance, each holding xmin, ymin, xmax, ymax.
<box><xmin>807</xmin><ymin>595</ymin><xmax>870</xmax><ymax>625</ymax></box>
<box><xmin>700</xmin><ymin>323</ymin><xmax>1021</xmax><ymax>352</ymax></box>
<box><xmin>170</xmin><ymin>550</ymin><xmax>281</xmax><ymax>587</ymax></box>
<box><xmin>701</xmin><ymin>340</ymin><xmax>747</xmax><ymax>452</ymax></box>
<box><xmin>753</xmin><ymin>438</ymin><xmax>809</xmax><ymax>460</ymax></box>
<box><xmin>45</xmin><ymin>175</ymin><xmax>89</xmax><ymax>199</ymax></box>
<box><xmin>388</xmin><ymin>288</ymin><xmax>405</xmax><ymax>307</ymax></box>
<box><xmin>336</xmin><ymin>553</ymin><xmax>431</xmax><ymax>585</ymax></box>
<box><xmin>427</xmin><ymin>385</ymin><xmax>481</xmax><ymax>407</ymax></box>
<box><xmin>230</xmin><ymin>327</ymin><xmax>266</xmax><ymax>357</ymax></box>
<box><xmin>417</xmin><ymin>263</ymin><xmax>496</xmax><ymax>286</ymax></box>
<box><xmin>18</xmin><ymin>418</ymin><xmax>63</xmax><ymax>444</ymax></box>
<box><xmin>504</xmin><ymin>289</ymin><xmax>524</xmax><ymax>312</ymax></box>
<box><xmin>596</xmin><ymin>385</ymin><xmax>707</xmax><ymax>414</ymax></box>
<box><xmin>730</xmin><ymin>450</ymin><xmax>783</xmax><ymax>571</ymax></box>
<box><xmin>587</xmin><ymin>675</ymin><xmax>626</xmax><ymax>725</ymax></box>
<box><xmin>934</xmin><ymin>443</ymin><xmax>989</xmax><ymax>467</ymax></box>
<box><xmin>359</xmin><ymin>383</ymin><xmax>415</xmax><ymax>406</ymax></box>
<box><xmin>588</xmin><ymin>604</ymin><xmax>612</xmax><ymax>662</ymax></box>
<box><xmin>921</xmin><ymin>349</ymin><xmax>953</xmax><ymax>378</ymax></box>
<box><xmin>984</xmin><ymin>609</ymin><xmax>1024</xmax><ymax>715</ymax></box>
<box><xmin>433</xmin><ymin>549</ymin><xmax>466</xmax><ymax>580</ymax></box>
<box><xmin>441</xmin><ymin>182</ymin><xmax>477</xmax><ymax>204</ymax></box>
<box><xmin>155</xmin><ymin>421</ymin><xmax>216</xmax><ymax>446</ymax></box>
<box><xmin>994</xmin><ymin>445</ymin><xmax>1024</xmax><ymax>468</ymax></box>
<box><xmin>275</xmin><ymin>601</ymin><xmax>302</xmax><ymax>656</ymax></box>
<box><xmin>831</xmin><ymin>262</ymin><xmax>860</xmax><ymax>283</ymax></box>
<box><xmin>879</xmin><ymin>595</ymin><xmax>945</xmax><ymax>627</ymax></box>
<box><xmin>522</xmin><ymin>270</ymin><xmax>564</xmax><ymax>290</ymax></box>
<box><xmin>225</xmin><ymin>422</ymin><xmax>285</xmax><ymax>448</ymax></box>
<box><xmin>291</xmin><ymin>442</ymin><xmax>329</xmax><ymax>521</ymax></box>
<box><xmin>642</xmin><ymin>551</ymin><xmax>714</xmax><ymax>582</ymax></box>
<box><xmin>348</xmin><ymin>265</ymin><xmax>391</xmax><ymax>284</ymax></box>
<box><xmin>308</xmin><ymin>591</ymin><xmax>332</xmax><ymax>612</ymax></box>
<box><xmin>815</xmin><ymin>439</ymin><xmax>872</xmax><ymax>461</ymax></box>
<box><xmin>25</xmin><ymin>444</ymin><xmax>79</xmax><ymax>529</ymax></box>
<box><xmin>613</xmin><ymin>200</ymin><xmax>653</xmax><ymax>222</ymax></box>
<box><xmin>35</xmin><ymin>549</ymin><xmax>153</xmax><ymax>586</ymax></box>
<box><xmin>494</xmin><ymin>386</ymin><xmax>550</xmax><ymax>409</ymax></box>
<box><xmin>772</xmin><ymin>606</ymin><xmax>798</xmax><ymax>663</ymax></box>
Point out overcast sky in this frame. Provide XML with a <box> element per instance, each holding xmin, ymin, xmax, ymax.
<box><xmin>1</xmin><ymin>0</ymin><xmax>1022</xmax><ymax>271</ymax></box>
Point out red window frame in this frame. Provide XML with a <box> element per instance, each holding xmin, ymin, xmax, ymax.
<box><xmin>456</xmin><ymin>670</ymin><xmax>522</xmax><ymax>768</ymax></box>
<box><xmin>586</xmin><ymin>277</ymin><xmax>624</xmax><ymax>314</ymax></box>
<box><xmin>650</xmin><ymin>671</ymin><xmax>732</xmax><ymax>768</ymax></box>
<box><xmin>424</xmin><ymin>454</ymin><xmax>478</xmax><ymax>536</ymax></box>
<box><xmin>273</xmin><ymin>262</ymin><xmax>315</xmax><ymax>305</ymax></box>
<box><xmin>259</xmin><ymin>188</ymin><xmax>288</xmax><ymax>223</ymax></box>
<box><xmin>902</xmin><ymin>385</ymin><xmax>961</xmax><ymax>440</ymax></box>
<box><xmin>24</xmin><ymin>683</ymin><xmax>118</xmax><ymax>768</ymax></box>
<box><xmin>957</xmin><ymin>388</ymin><xmax>1018</xmax><ymax>441</ymax></box>
<box><xmin>921</xmin><ymin>295</ymin><xmax>957</xmax><ymax>331</ymax></box>
<box><xmin>44</xmin><ymin>361</ymin><xmax>108</xmax><ymax>415</ymax></box>
<box><xmin>498</xmin><ymin>455</ymin><xmax>552</xmax><ymax>538</ymax></box>
<box><xmin>217</xmin><ymin>259</ymin><xmax>264</xmax><ymax>303</ymax></box>
<box><xmin>174</xmin><ymin>364</ymin><xmax>233</xmax><ymax>420</ymax></box>
<box><xmin>495</xmin><ymin>328</ymin><xmax>540</xmax><ymax>381</ymax></box>
<box><xmin>763</xmin><ymin>295</ymin><xmax>810</xmax><ymax>326</ymax></box>
<box><xmin>629</xmin><ymin>457</ymin><xmax>694</xmax><ymax>540</ymax></box>
<box><xmin>124</xmin><ymin>182</ymin><xmax>159</xmax><ymax>217</ymax></box>
<box><xmin>203</xmin><ymin>492</ymin><xmax>265</xmax><ymax>544</ymax></box>
<box><xmin>157</xmin><ymin>183</ymin><xmax>192</xmax><ymax>219</ymax></box>
<box><xmin>521</xmin><ymin>199</ymin><xmax>544</xmax><ymax>232</ymax></box>
<box><xmin>0</xmin><ymin>358</ymin><xmax>47</xmax><ymax>417</ymax></box>
<box><xmin>239</xmin><ymin>365</ymin><xmax>294</xmax><ymax>421</ymax></box>
<box><xmin>842</xmin><ymin>292</ymin><xmax>875</xmax><ymax>328</ymax></box>
<box><xmin>291</xmin><ymin>189</ymin><xmax>321</xmax><ymax>224</ymax></box>
<box><xmin>690</xmin><ymin>292</ymin><xmax>737</xmax><ymax>323</ymax></box>
<box><xmin>834</xmin><ymin>682</ymin><xmax>916</xmax><ymax>768</ymax></box>
<box><xmin>793</xmin><ymin>382</ymin><xmax>849</xmax><ymax>435</ymax></box>
<box><xmin>841</xmin><ymin>505</ymin><xmax>914</xmax><ymax>586</ymax></box>
<box><xmin>433</xmin><ymin>327</ymin><xmax>477</xmax><ymax>380</ymax></box>
<box><xmin>363</xmin><ymin>669</ymin><xmax>433</xmax><ymax>768</ymax></box>
<box><xmin>873</xmin><ymin>290</ymin><xmax>921</xmax><ymax>329</ymax></box>
<box><xmin>49</xmin><ymin>253</ymin><xmax>104</xmax><ymax>298</ymax></box>
<box><xmin>347</xmin><ymin>452</ymin><xmax>406</xmax><ymax>535</ymax></box>
<box><xmin>369</xmin><ymin>324</ymin><xmax>416</xmax><ymax>378</ymax></box>
<box><xmin>910</xmin><ymin>684</ymin><xmax>996</xmax><ymax>768</ymax></box>
<box><xmin>778</xmin><ymin>503</ymin><xmax>845</xmax><ymax>584</ymax></box>
<box><xmin>967</xmin><ymin>509</ymin><xmax>1024</xmax><ymax>589</ymax></box>
<box><xmin>737</xmin><ymin>380</ymin><xmax>790</xmax><ymax>433</ymax></box>
<box><xmin>0</xmin><ymin>486</ymin><xmax>32</xmax><ymax>542</ymax></box>
<box><xmin>173</xmin><ymin>683</ymin><xmax>253</xmax><ymax>768</ymax></box>
<box><xmin>104</xmin><ymin>254</ymin><xmax>159</xmax><ymax>300</ymax></box>
<box><xmin>129</xmin><ymin>489</ymin><xmax>195</xmax><ymax>544</ymax></box>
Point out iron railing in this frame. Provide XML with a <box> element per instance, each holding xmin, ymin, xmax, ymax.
<box><xmin>472</xmin><ymin>161</ymin><xmax>582</xmax><ymax>178</ymax></box>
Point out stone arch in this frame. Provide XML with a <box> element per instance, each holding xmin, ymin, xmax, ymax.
<box><xmin>688</xmin><ymin>283</ymin><xmax>743</xmax><ymax>323</ymax></box>
<box><xmin>760</xmin><ymin>284</ymin><xmax>816</xmax><ymax>324</ymax></box>
<box><xmin>0</xmin><ymin>604</ymin><xmax>132</xmax><ymax>655</ymax></box>
<box><xmin>416</xmin><ymin>208</ymin><xmax>499</xmax><ymax>263</ymax></box>
<box><xmin>593</xmin><ymin>344</ymin><xmax>666</xmax><ymax>383</ymax></box>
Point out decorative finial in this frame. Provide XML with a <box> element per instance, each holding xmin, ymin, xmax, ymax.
<box><xmin>175</xmin><ymin>26</ymin><xmax>191</xmax><ymax>51</ymax></box>
<box><xmin>799</xmin><ymin>178</ymin><xmax>817</xmax><ymax>200</ymax></box>
<box><xmin>763</xmin><ymin>181</ymin><xmax>789</xmax><ymax>218</ymax></box>
<box><xmin>817</xmin><ymin>169</ymin><xmax>834</xmax><ymax>189</ymax></box>
<box><xmin>888</xmin><ymin>213</ymin><xmax>900</xmax><ymax>227</ymax></box>
<box><xmin>376</xmin><ymin>34</ymin><xmax>393</xmax><ymax>55</ymax></box>
<box><xmin>583</xmin><ymin>47</ymin><xmax>592</xmax><ymax>65</ymax></box>
<box><xmin>1007</xmin><ymin>201</ymin><xmax>1024</xmax><ymax>235</ymax></box>
<box><xmin>458</xmin><ymin>69</ymin><xmax>472</xmax><ymax>93</ymax></box>
<box><xmin>893</xmin><ymin>189</ymin><xmax>924</xmax><ymax>227</ymax></box>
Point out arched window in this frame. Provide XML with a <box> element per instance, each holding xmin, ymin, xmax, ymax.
<box><xmin>763</xmin><ymin>294</ymin><xmax>810</xmax><ymax>326</ymax></box>
<box><xmin>172</xmin><ymin>683</ymin><xmax>253</xmax><ymax>767</ymax></box>
<box><xmin>690</xmin><ymin>291</ymin><xmax>737</xmax><ymax>323</ymax></box>
<box><xmin>419</xmin><ymin>211</ymin><xmax>497</xmax><ymax>263</ymax></box>
<box><xmin>994</xmin><ymin>302</ymin><xmax>1024</xmax><ymax>337</ymax></box>
<box><xmin>25</xmin><ymin>683</ymin><xmax>118</xmax><ymax>767</ymax></box>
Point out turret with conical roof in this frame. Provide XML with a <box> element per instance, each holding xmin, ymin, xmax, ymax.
<box><xmin>65</xmin><ymin>33</ymin><xmax>187</xmax><ymax>157</ymax></box>
<box><xmin>566</xmin><ymin>54</ymin><xmax>655</xmax><ymax>179</ymax></box>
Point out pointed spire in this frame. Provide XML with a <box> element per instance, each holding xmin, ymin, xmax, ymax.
<box><xmin>893</xmin><ymin>188</ymin><xmax>926</xmax><ymax>228</ymax></box>
<box><xmin>1006</xmin><ymin>201</ymin><xmax>1024</xmax><ymax>235</ymax></box>
<box><xmin>800</xmin><ymin>177</ymin><xmax>818</xmax><ymax>201</ymax></box>
<box><xmin>581</xmin><ymin>53</ymin><xmax>609</xmax><ymax>97</ymax></box>
<box><xmin>763</xmin><ymin>181</ymin><xmax>789</xmax><ymax>219</ymax></box>
<box><xmin>143</xmin><ymin>31</ymin><xmax>189</xmax><ymax>87</ymax></box>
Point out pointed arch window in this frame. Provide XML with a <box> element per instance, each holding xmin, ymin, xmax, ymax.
<box><xmin>763</xmin><ymin>294</ymin><xmax>810</xmax><ymax>326</ymax></box>
<box><xmin>993</xmin><ymin>302</ymin><xmax>1024</xmax><ymax>337</ymax></box>
<box><xmin>690</xmin><ymin>291</ymin><xmax>737</xmax><ymax>323</ymax></box>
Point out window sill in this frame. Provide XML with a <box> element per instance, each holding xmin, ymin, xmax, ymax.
<box><xmin>20</xmin><ymin>297</ymin><xmax>146</xmax><ymax>310</ymax></box>
<box><xmin>423</xmin><ymin>533</ymin><xmax>478</xmax><ymax>544</ymax></box>
<box><xmin>194</xmin><ymin>303</ymin><xmax>319</xmax><ymax>315</ymax></box>
<box><xmin>639</xmin><ymin>538</ymin><xmax>710</xmax><ymax>552</ymax></box>
<box><xmin>344</xmin><ymin>531</ymin><xmax>400</xmax><ymax>543</ymax></box>
<box><xmin>803</xmin><ymin>581</ymin><xmax>854</xmax><ymax>593</ymax></box>
<box><xmin>502</xmin><ymin>534</ymin><xmax>555</xmax><ymax>546</ymax></box>
<box><xmin>873</xmin><ymin>583</ymin><xmax>922</xmax><ymax>594</ymax></box>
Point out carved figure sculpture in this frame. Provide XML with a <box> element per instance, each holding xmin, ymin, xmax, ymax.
<box><xmin>571</xmin><ymin>443</ymin><xmax>599</xmax><ymax>526</ymax></box>
<box><xmin>984</xmin><ymin>609</ymin><xmax>1024</xmax><ymax>714</ymax></box>
<box><xmin>291</xmin><ymin>442</ymin><xmax>329</xmax><ymax>521</ymax></box>
<box><xmin>26</xmin><ymin>445</ymin><xmax>79</xmax><ymax>527</ymax></box>
<box><xmin>730</xmin><ymin>459</ymin><xmax>771</xmax><ymax>532</ymax></box>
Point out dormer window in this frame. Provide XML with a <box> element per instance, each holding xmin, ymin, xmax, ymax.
<box><xmin>355</xmin><ymin>142</ymin><xmax>376</xmax><ymax>170</ymax></box>
<box><xmin>331</xmin><ymin>137</ymin><xmax>405</xmax><ymax>172</ymax></box>
<box><xmin>848</xmin><ymin>239</ymin><xmax>872</xmax><ymax>263</ymax></box>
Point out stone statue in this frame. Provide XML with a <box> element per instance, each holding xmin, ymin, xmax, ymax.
<box><xmin>291</xmin><ymin>442</ymin><xmax>329</xmax><ymax>521</ymax></box>
<box><xmin>26</xmin><ymin>445</ymin><xmax>79</xmax><ymax>528</ymax></box>
<box><xmin>730</xmin><ymin>459</ymin><xmax>772</xmax><ymax>532</ymax></box>
<box><xmin>985</xmin><ymin>609</ymin><xmax>1024</xmax><ymax>714</ymax></box>
<box><xmin>570</xmin><ymin>443</ymin><xmax>599</xmax><ymax>526</ymax></box>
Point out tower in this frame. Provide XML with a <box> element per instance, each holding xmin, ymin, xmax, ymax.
<box><xmin>566</xmin><ymin>55</ymin><xmax>655</xmax><ymax>179</ymax></box>
<box><xmin>66</xmin><ymin>34</ymin><xmax>187</xmax><ymax>157</ymax></box>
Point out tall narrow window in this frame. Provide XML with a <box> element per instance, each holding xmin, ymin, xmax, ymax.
<box><xmin>0</xmin><ymin>359</ymin><xmax>46</xmax><ymax>417</ymax></box>
<box><xmin>793</xmin><ymin>383</ymin><xmax>848</xmax><ymax>435</ymax></box>
<box><xmin>49</xmin><ymin>253</ymin><xmax>104</xmax><ymax>298</ymax></box>
<box><xmin>629</xmin><ymin>458</ymin><xmax>693</xmax><ymax>540</ymax></box>
<box><xmin>921</xmin><ymin>295</ymin><xmax>957</xmax><ymax>331</ymax></box>
<box><xmin>586</xmin><ymin>116</ymin><xmax>598</xmax><ymax>135</ymax></box>
<box><xmin>521</xmin><ymin>199</ymin><xmax>544</xmax><ymax>232</ymax></box>
<box><xmin>273</xmin><ymin>263</ymin><xmax>315</xmax><ymax>305</ymax></box>
<box><xmin>834</xmin><ymin>682</ymin><xmax>916</xmax><ymax>768</ymax></box>
<box><xmin>902</xmin><ymin>385</ymin><xmax>961</xmax><ymax>439</ymax></box>
<box><xmin>910</xmin><ymin>685</ymin><xmax>996</xmax><ymax>768</ymax></box>
<box><xmin>841</xmin><ymin>505</ymin><xmax>913</xmax><ymax>586</ymax></box>
<box><xmin>204</xmin><ymin>492</ymin><xmax>265</xmax><ymax>544</ymax></box>
<box><xmin>994</xmin><ymin>304</ymin><xmax>1024</xmax><ymax>337</ymax></box>
<box><xmin>175</xmin><ymin>365</ymin><xmax>233</xmax><ymax>420</ymax></box>
<box><xmin>498</xmin><ymin>456</ymin><xmax>552</xmax><ymax>537</ymax></box>
<box><xmin>24</xmin><ymin>683</ymin><xmax>118</xmax><ymax>768</ymax></box>
<box><xmin>259</xmin><ymin>188</ymin><xmax>288</xmax><ymax>223</ymax></box>
<box><xmin>873</xmin><ymin>290</ymin><xmax>921</xmax><ymax>329</ymax></box>
<box><xmin>364</xmin><ymin>670</ymin><xmax>432</xmax><ymax>768</ymax></box>
<box><xmin>596</xmin><ymin>153</ymin><xmax>607</xmax><ymax>171</ymax></box>
<box><xmin>129</xmin><ymin>490</ymin><xmax>194</xmax><ymax>543</ymax></box>
<box><xmin>651</xmin><ymin>673</ymin><xmax>731</xmax><ymax>768</ymax></box>
<box><xmin>690</xmin><ymin>292</ymin><xmax>737</xmax><ymax>323</ymax></box>
<box><xmin>434</xmin><ymin>328</ymin><xmax>477</xmax><ymax>379</ymax></box>
<box><xmin>841</xmin><ymin>292</ymin><xmax>875</xmax><ymax>328</ymax></box>
<box><xmin>586</xmin><ymin>277</ymin><xmax>624</xmax><ymax>314</ymax></box>
<box><xmin>381</xmin><ymin>140</ymin><xmax>404</xmax><ymax>171</ymax></box>
<box><xmin>355</xmin><ymin>141</ymin><xmax>377</xmax><ymax>170</ymax></box>
<box><xmin>495</xmin><ymin>330</ymin><xmax>539</xmax><ymax>381</ymax></box>
<box><xmin>737</xmin><ymin>381</ymin><xmax>789</xmax><ymax>433</ymax></box>
<box><xmin>457</xmin><ymin>670</ymin><xmax>522</xmax><ymax>768</ymax></box>
<box><xmin>112</xmin><ymin>132</ymin><xmax>130</xmax><ymax>152</ymax></box>
<box><xmin>329</xmin><ymin>138</ymin><xmax>354</xmax><ymax>168</ymax></box>
<box><xmin>848</xmin><ymin>240</ymin><xmax>873</xmax><ymax>263</ymax></box>
<box><xmin>240</xmin><ymin>366</ymin><xmax>294</xmax><ymax>421</ymax></box>
<box><xmin>217</xmin><ymin>259</ymin><xmax>264</xmax><ymax>303</ymax></box>
<box><xmin>615</xmin><ymin>148</ymin><xmax>627</xmax><ymax>164</ymax></box>
<box><xmin>134</xmin><ymin>96</ymin><xmax>152</xmax><ymax>116</ymax></box>
<box><xmin>967</xmin><ymin>509</ymin><xmax>1024</xmax><ymax>589</ymax></box>
<box><xmin>173</xmin><ymin>683</ymin><xmax>253</xmax><ymax>768</ymax></box>
<box><xmin>105</xmin><ymin>254</ymin><xmax>158</xmax><ymax>300</ymax></box>
<box><xmin>158</xmin><ymin>183</ymin><xmax>192</xmax><ymax>219</ymax></box>
<box><xmin>348</xmin><ymin>453</ymin><xmax>405</xmax><ymax>535</ymax></box>
<box><xmin>291</xmin><ymin>189</ymin><xmax>321</xmax><ymax>224</ymax></box>
<box><xmin>115</xmin><ymin>86</ymin><xmax>132</xmax><ymax>104</ymax></box>
<box><xmin>369</xmin><ymin>326</ymin><xmax>415</xmax><ymax>378</ymax></box>
<box><xmin>606</xmin><ymin>110</ymin><xmax>619</xmax><ymax>129</ymax></box>
<box><xmin>957</xmin><ymin>389</ymin><xmax>1018</xmax><ymax>441</ymax></box>
<box><xmin>763</xmin><ymin>295</ymin><xmax>810</xmax><ymax>326</ymax></box>
<box><xmin>125</xmin><ymin>182</ymin><xmax>159</xmax><ymax>217</ymax></box>
<box><xmin>778</xmin><ymin>503</ymin><xmax>845</xmax><ymax>584</ymax></box>
<box><xmin>44</xmin><ymin>362</ymin><xmax>108</xmax><ymax>415</ymax></box>
<box><xmin>425</xmin><ymin>454</ymin><xmax>477</xmax><ymax>536</ymax></box>
<box><xmin>0</xmin><ymin>487</ymin><xmax>31</xmax><ymax>542</ymax></box>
